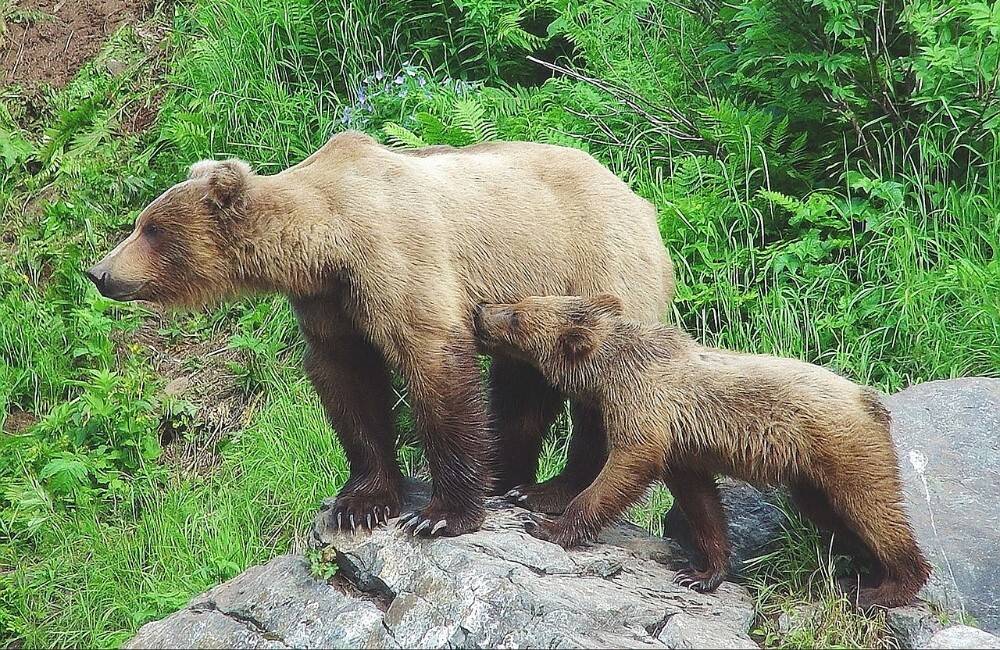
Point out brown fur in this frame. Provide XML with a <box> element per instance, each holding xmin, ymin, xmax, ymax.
<box><xmin>474</xmin><ymin>294</ymin><xmax>931</xmax><ymax>607</ymax></box>
<box><xmin>86</xmin><ymin>132</ymin><xmax>674</xmax><ymax>535</ymax></box>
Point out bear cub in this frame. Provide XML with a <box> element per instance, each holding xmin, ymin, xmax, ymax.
<box><xmin>473</xmin><ymin>294</ymin><xmax>930</xmax><ymax>608</ymax></box>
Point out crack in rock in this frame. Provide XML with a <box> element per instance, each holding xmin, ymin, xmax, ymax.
<box><xmin>190</xmin><ymin>600</ymin><xmax>290</xmax><ymax>648</ymax></box>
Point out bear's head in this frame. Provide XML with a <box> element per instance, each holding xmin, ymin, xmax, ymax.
<box><xmin>86</xmin><ymin>159</ymin><xmax>255</xmax><ymax>308</ymax></box>
<box><xmin>473</xmin><ymin>293</ymin><xmax>624</xmax><ymax>389</ymax></box>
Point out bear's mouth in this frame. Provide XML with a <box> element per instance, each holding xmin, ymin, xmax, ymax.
<box><xmin>85</xmin><ymin>270</ymin><xmax>149</xmax><ymax>302</ymax></box>
<box><xmin>112</xmin><ymin>285</ymin><xmax>149</xmax><ymax>301</ymax></box>
<box><xmin>472</xmin><ymin>304</ymin><xmax>509</xmax><ymax>345</ymax></box>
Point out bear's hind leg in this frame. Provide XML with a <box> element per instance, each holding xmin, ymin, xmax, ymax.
<box><xmin>817</xmin><ymin>477</ymin><xmax>931</xmax><ymax>608</ymax></box>
<box><xmin>305</xmin><ymin>336</ymin><xmax>403</xmax><ymax>533</ymax></box>
<box><xmin>664</xmin><ymin>470</ymin><xmax>731</xmax><ymax>593</ymax></box>
<box><xmin>489</xmin><ymin>357</ymin><xmax>563</xmax><ymax>495</ymax></box>
<box><xmin>791</xmin><ymin>481</ymin><xmax>877</xmax><ymax>579</ymax></box>
<box><xmin>508</xmin><ymin>401</ymin><xmax>608</xmax><ymax>514</ymax></box>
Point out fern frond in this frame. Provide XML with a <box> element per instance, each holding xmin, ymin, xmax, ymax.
<box><xmin>382</xmin><ymin>122</ymin><xmax>428</xmax><ymax>149</ymax></box>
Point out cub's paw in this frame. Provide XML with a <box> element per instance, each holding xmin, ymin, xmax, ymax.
<box><xmin>848</xmin><ymin>583</ymin><xmax>900</xmax><ymax>611</ymax></box>
<box><xmin>521</xmin><ymin>513</ymin><xmax>584</xmax><ymax>549</ymax></box>
<box><xmin>397</xmin><ymin>502</ymin><xmax>485</xmax><ymax>538</ymax></box>
<box><xmin>311</xmin><ymin>490</ymin><xmax>401</xmax><ymax>546</ymax></box>
<box><xmin>504</xmin><ymin>480</ymin><xmax>578</xmax><ymax>514</ymax></box>
<box><xmin>673</xmin><ymin>566</ymin><xmax>726</xmax><ymax>593</ymax></box>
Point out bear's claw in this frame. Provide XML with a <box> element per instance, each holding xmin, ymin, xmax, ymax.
<box><xmin>673</xmin><ymin>567</ymin><xmax>725</xmax><ymax>593</ymax></box>
<box><xmin>321</xmin><ymin>490</ymin><xmax>401</xmax><ymax>536</ymax></box>
<box><xmin>397</xmin><ymin>502</ymin><xmax>484</xmax><ymax>537</ymax></box>
<box><xmin>503</xmin><ymin>481</ymin><xmax>577</xmax><ymax>514</ymax></box>
<box><xmin>520</xmin><ymin>512</ymin><xmax>584</xmax><ymax>548</ymax></box>
<box><xmin>397</xmin><ymin>510</ymin><xmax>450</xmax><ymax>537</ymax></box>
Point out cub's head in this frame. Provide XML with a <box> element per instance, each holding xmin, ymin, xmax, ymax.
<box><xmin>473</xmin><ymin>294</ymin><xmax>624</xmax><ymax>386</ymax></box>
<box><xmin>85</xmin><ymin>159</ymin><xmax>255</xmax><ymax>308</ymax></box>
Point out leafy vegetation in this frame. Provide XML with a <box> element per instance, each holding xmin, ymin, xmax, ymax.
<box><xmin>1</xmin><ymin>0</ymin><xmax>997</xmax><ymax>647</ymax></box>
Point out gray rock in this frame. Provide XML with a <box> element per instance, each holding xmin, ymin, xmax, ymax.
<box><xmin>662</xmin><ymin>478</ymin><xmax>787</xmax><ymax>576</ymax></box>
<box><xmin>776</xmin><ymin>603</ymin><xmax>823</xmax><ymax>638</ymax></box>
<box><xmin>125</xmin><ymin>555</ymin><xmax>387</xmax><ymax>649</ymax></box>
<box><xmin>129</xmin><ymin>486</ymin><xmax>758</xmax><ymax>649</ymax></box>
<box><xmin>886</xmin><ymin>605</ymin><xmax>945</xmax><ymax>649</ymax></box>
<box><xmin>923</xmin><ymin>625</ymin><xmax>1000</xmax><ymax>649</ymax></box>
<box><xmin>887</xmin><ymin>378</ymin><xmax>1000</xmax><ymax>634</ymax></box>
<box><xmin>657</xmin><ymin>613</ymin><xmax>758</xmax><ymax>649</ymax></box>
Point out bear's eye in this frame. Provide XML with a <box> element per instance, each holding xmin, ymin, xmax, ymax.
<box><xmin>144</xmin><ymin>223</ymin><xmax>163</xmax><ymax>240</ymax></box>
<box><xmin>509</xmin><ymin>310</ymin><xmax>521</xmax><ymax>330</ymax></box>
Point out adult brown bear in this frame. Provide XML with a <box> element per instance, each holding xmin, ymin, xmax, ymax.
<box><xmin>86</xmin><ymin>132</ymin><xmax>674</xmax><ymax>536</ymax></box>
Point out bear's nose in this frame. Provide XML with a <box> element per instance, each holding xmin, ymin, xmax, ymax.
<box><xmin>472</xmin><ymin>304</ymin><xmax>488</xmax><ymax>332</ymax></box>
<box><xmin>85</xmin><ymin>266</ymin><xmax>108</xmax><ymax>292</ymax></box>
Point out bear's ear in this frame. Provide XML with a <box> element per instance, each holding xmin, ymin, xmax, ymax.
<box><xmin>189</xmin><ymin>159</ymin><xmax>252</xmax><ymax>209</ymax></box>
<box><xmin>588</xmin><ymin>293</ymin><xmax>624</xmax><ymax>318</ymax></box>
<box><xmin>559</xmin><ymin>325</ymin><xmax>599</xmax><ymax>360</ymax></box>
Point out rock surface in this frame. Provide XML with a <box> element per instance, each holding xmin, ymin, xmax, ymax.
<box><xmin>887</xmin><ymin>378</ymin><xmax>1000</xmax><ymax>634</ymax></box>
<box><xmin>128</xmin><ymin>378</ymin><xmax>999</xmax><ymax>648</ymax></box>
<box><xmin>923</xmin><ymin>625</ymin><xmax>1000</xmax><ymax>649</ymax></box>
<box><xmin>885</xmin><ymin>605</ymin><xmax>944</xmax><ymax>649</ymax></box>
<box><xmin>128</xmin><ymin>483</ymin><xmax>758</xmax><ymax>649</ymax></box>
<box><xmin>662</xmin><ymin>377</ymin><xmax>1000</xmax><ymax>636</ymax></box>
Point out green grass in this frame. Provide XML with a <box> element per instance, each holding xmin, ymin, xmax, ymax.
<box><xmin>744</xmin><ymin>507</ymin><xmax>891</xmax><ymax>648</ymax></box>
<box><xmin>5</xmin><ymin>369</ymin><xmax>346</xmax><ymax>647</ymax></box>
<box><xmin>1</xmin><ymin>0</ymin><xmax>998</xmax><ymax>647</ymax></box>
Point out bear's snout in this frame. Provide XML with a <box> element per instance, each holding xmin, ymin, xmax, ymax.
<box><xmin>84</xmin><ymin>262</ymin><xmax>147</xmax><ymax>301</ymax></box>
<box><xmin>473</xmin><ymin>303</ymin><xmax>510</xmax><ymax>341</ymax></box>
<box><xmin>472</xmin><ymin>303</ymin><xmax>490</xmax><ymax>337</ymax></box>
<box><xmin>85</xmin><ymin>265</ymin><xmax>109</xmax><ymax>293</ymax></box>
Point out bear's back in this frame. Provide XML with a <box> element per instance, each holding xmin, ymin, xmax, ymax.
<box><xmin>649</xmin><ymin>342</ymin><xmax>877</xmax><ymax>479</ymax></box>
<box><xmin>284</xmin><ymin>133</ymin><xmax>673</xmax><ymax>322</ymax></box>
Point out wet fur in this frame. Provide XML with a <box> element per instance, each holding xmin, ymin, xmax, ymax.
<box><xmin>476</xmin><ymin>295</ymin><xmax>930</xmax><ymax>607</ymax></box>
<box><xmin>90</xmin><ymin>132</ymin><xmax>674</xmax><ymax>535</ymax></box>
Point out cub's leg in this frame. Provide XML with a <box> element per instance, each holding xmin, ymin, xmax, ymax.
<box><xmin>523</xmin><ymin>442</ymin><xmax>662</xmax><ymax>547</ymax></box>
<box><xmin>489</xmin><ymin>357</ymin><xmax>563</xmax><ymax>494</ymax></box>
<box><xmin>396</xmin><ymin>333</ymin><xmax>491</xmax><ymax>537</ymax></box>
<box><xmin>664</xmin><ymin>469</ymin><xmax>731</xmax><ymax>593</ymax></box>
<box><xmin>507</xmin><ymin>401</ymin><xmax>608</xmax><ymax>514</ymax></box>
<box><xmin>791</xmin><ymin>482</ymin><xmax>879</xmax><ymax>584</ymax></box>
<box><xmin>816</xmin><ymin>471</ymin><xmax>931</xmax><ymax>608</ymax></box>
<box><xmin>305</xmin><ymin>335</ymin><xmax>403</xmax><ymax>532</ymax></box>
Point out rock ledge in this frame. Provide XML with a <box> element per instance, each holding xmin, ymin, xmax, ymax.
<box><xmin>128</xmin><ymin>493</ymin><xmax>757</xmax><ymax>649</ymax></box>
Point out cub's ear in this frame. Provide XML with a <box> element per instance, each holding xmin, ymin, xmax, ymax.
<box><xmin>559</xmin><ymin>325</ymin><xmax>599</xmax><ymax>360</ymax></box>
<box><xmin>589</xmin><ymin>293</ymin><xmax>624</xmax><ymax>318</ymax></box>
<box><xmin>189</xmin><ymin>159</ymin><xmax>252</xmax><ymax>209</ymax></box>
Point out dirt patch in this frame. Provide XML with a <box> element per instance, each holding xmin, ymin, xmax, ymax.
<box><xmin>1</xmin><ymin>0</ymin><xmax>156</xmax><ymax>91</ymax></box>
<box><xmin>118</xmin><ymin>313</ymin><xmax>261</xmax><ymax>478</ymax></box>
<box><xmin>119</xmin><ymin>88</ymin><xmax>163</xmax><ymax>135</ymax></box>
<box><xmin>3</xmin><ymin>408</ymin><xmax>38</xmax><ymax>434</ymax></box>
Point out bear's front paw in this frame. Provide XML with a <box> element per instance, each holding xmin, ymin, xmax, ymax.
<box><xmin>397</xmin><ymin>502</ymin><xmax>485</xmax><ymax>537</ymax></box>
<box><xmin>521</xmin><ymin>513</ymin><xmax>586</xmax><ymax>549</ymax></box>
<box><xmin>504</xmin><ymin>479</ymin><xmax>579</xmax><ymax>514</ymax></box>
<box><xmin>673</xmin><ymin>566</ymin><xmax>726</xmax><ymax>593</ymax></box>
<box><xmin>311</xmin><ymin>489</ymin><xmax>402</xmax><ymax>546</ymax></box>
